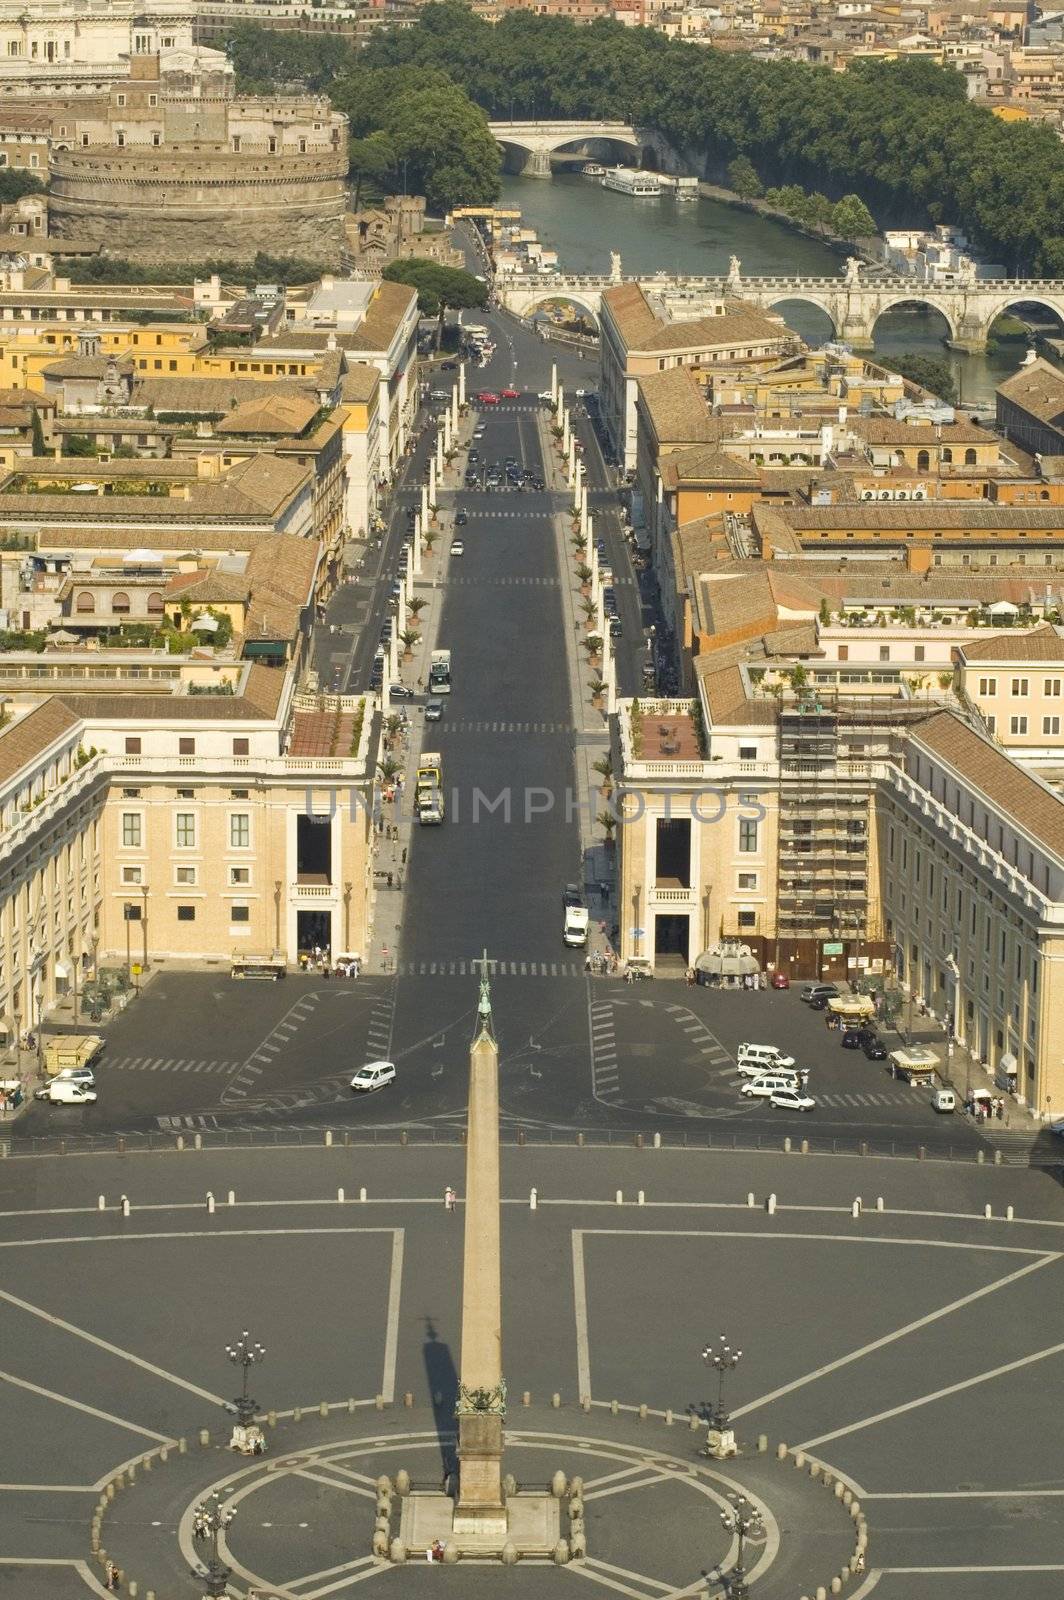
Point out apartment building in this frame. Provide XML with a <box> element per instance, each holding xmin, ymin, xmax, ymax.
<box><xmin>956</xmin><ymin>624</ymin><xmax>1064</xmax><ymax>766</ymax></box>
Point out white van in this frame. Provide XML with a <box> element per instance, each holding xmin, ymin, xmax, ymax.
<box><xmin>737</xmin><ymin>1042</ymin><xmax>797</xmax><ymax>1075</ymax></box>
<box><xmin>40</xmin><ymin>1078</ymin><xmax>97</xmax><ymax>1106</ymax></box>
<box><xmin>741</xmin><ymin>1072</ymin><xmax>800</xmax><ymax>1099</ymax></box>
<box><xmin>932</xmin><ymin>1087</ymin><xmax>957</xmax><ymax>1114</ymax></box>
<box><xmin>563</xmin><ymin>905</ymin><xmax>589</xmax><ymax>947</ymax></box>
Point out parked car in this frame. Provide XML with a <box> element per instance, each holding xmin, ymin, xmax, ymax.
<box><xmin>351</xmin><ymin>1061</ymin><xmax>395</xmax><ymax>1093</ymax></box>
<box><xmin>801</xmin><ymin>983</ymin><xmax>840</xmax><ymax>1005</ymax></box>
<box><xmin>770</xmin><ymin>972</ymin><xmax>790</xmax><ymax>989</ymax></box>
<box><xmin>862</xmin><ymin>1034</ymin><xmax>887</xmax><ymax>1061</ymax></box>
<box><xmin>388</xmin><ymin>683</ymin><xmax>414</xmax><ymax>700</ymax></box>
<box><xmin>563</xmin><ymin>883</ymin><xmax>584</xmax><ymax>908</ymax></box>
<box><xmin>740</xmin><ymin>1072</ymin><xmax>800</xmax><ymax>1099</ymax></box>
<box><xmin>425</xmin><ymin>699</ymin><xmax>444</xmax><ymax>722</ymax></box>
<box><xmin>841</xmin><ymin>1029</ymin><xmax>864</xmax><ymax>1049</ymax></box>
<box><xmin>769</xmin><ymin>1088</ymin><xmax>816</xmax><ymax>1113</ymax></box>
<box><xmin>737</xmin><ymin>1042</ymin><xmax>797</xmax><ymax>1072</ymax></box>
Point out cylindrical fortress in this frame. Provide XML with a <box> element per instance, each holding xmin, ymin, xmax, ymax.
<box><xmin>48</xmin><ymin>140</ymin><xmax>350</xmax><ymax>264</ymax></box>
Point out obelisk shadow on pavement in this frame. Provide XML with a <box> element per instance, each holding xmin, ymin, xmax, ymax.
<box><xmin>422</xmin><ymin>1317</ymin><xmax>459</xmax><ymax>1480</ymax></box>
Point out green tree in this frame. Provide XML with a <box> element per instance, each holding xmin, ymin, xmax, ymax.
<box><xmin>64</xmin><ymin>434</ymin><xmax>97</xmax><ymax>458</ymax></box>
<box><xmin>349</xmin><ymin>131</ymin><xmax>397</xmax><ymax>211</ymax></box>
<box><xmin>30</xmin><ymin>407</ymin><xmax>46</xmax><ymax>457</ymax></box>
<box><xmin>727</xmin><ymin>155</ymin><xmax>762</xmax><ymax>199</ymax></box>
<box><xmin>831</xmin><ymin>193</ymin><xmax>877</xmax><ymax>240</ymax></box>
<box><xmin>891</xmin><ymin>352</ymin><xmax>958</xmax><ymax>404</ymax></box>
<box><xmin>382</xmin><ymin>258</ymin><xmax>486</xmax><ymax>343</ymax></box>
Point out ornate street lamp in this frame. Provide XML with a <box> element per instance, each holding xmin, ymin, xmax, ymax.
<box><xmin>720</xmin><ymin>1492</ymin><xmax>763</xmax><ymax>1599</ymax></box>
<box><xmin>225</xmin><ymin>1329</ymin><xmax>265</xmax><ymax>1428</ymax></box>
<box><xmin>702</xmin><ymin>1333</ymin><xmax>742</xmax><ymax>1433</ymax></box>
<box><xmin>193</xmin><ymin>1491</ymin><xmax>236</xmax><ymax>1599</ymax></box>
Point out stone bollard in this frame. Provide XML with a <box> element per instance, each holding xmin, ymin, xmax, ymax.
<box><xmin>159</xmin><ymin>1447</ymin><xmax>168</xmax><ymax>1463</ymax></box>
<box><xmin>551</xmin><ymin>1392</ymin><xmax>561</xmax><ymax>1409</ymax></box>
<box><xmin>98</xmin><ymin>1195</ymin><xmax>106</xmax><ymax>1211</ymax></box>
<box><xmin>194</xmin><ymin>1133</ymin><xmax>202</xmax><ymax>1151</ymax></box>
<box><xmin>757</xmin><ymin>1434</ymin><xmax>767</xmax><ymax>1453</ymax></box>
<box><xmin>810</xmin><ymin>1461</ymin><xmax>821</xmax><ymax>1479</ymax></box>
<box><xmin>374</xmin><ymin>1395</ymin><xmax>383</xmax><ymax>1411</ymax></box>
<box><xmin>227</xmin><ymin>1190</ymin><xmax>235</xmax><ymax>1207</ymax></box>
<box><xmin>852</xmin><ymin>1198</ymin><xmax>861</xmax><ymax>1218</ymax></box>
<box><xmin>634</xmin><ymin>1133</ymin><xmax>643</xmax><ymax>1149</ymax></box>
<box><xmin>994</xmin><ymin>1149</ymin><xmax>1002</xmax><ymax>1166</ymax></box>
<box><xmin>206</xmin><ymin>1192</ymin><xmax>215</xmax><ymax>1214</ymax></box>
<box><xmin>638</xmin><ymin>1403</ymin><xmax>647</xmax><ymax>1421</ymax></box>
<box><xmin>581</xmin><ymin>1396</ymin><xmax>591</xmax><ymax>1412</ymax></box>
<box><xmin>324</xmin><ymin>1130</ymin><xmax>333</xmax><ymax>1147</ymax></box>
<box><xmin>577</xmin><ymin>1131</ymin><xmax>585</xmax><ymax>1147</ymax></box>
<box><xmin>293</xmin><ymin>1406</ymin><xmax>302</xmax><ymax>1423</ymax></box>
<box><xmin>688</xmin><ymin>1412</ymin><xmax>699</xmax><ymax>1430</ymax></box>
<box><xmin>554</xmin><ymin>1540</ymin><xmax>570</xmax><ymax>1564</ymax></box>
<box><xmin>1006</xmin><ymin>1204</ymin><xmax>1014</xmax><ymax>1221</ymax></box>
<box><xmin>530</xmin><ymin>1188</ymin><xmax>538</xmax><ymax>1210</ymax></box>
<box><xmin>977</xmin><ymin>1148</ymin><xmax>985</xmax><ymax>1164</ymax></box>
<box><xmin>267</xmin><ymin>1410</ymin><xmax>277</xmax><ymax>1428</ymax></box>
<box><xmin>830</xmin><ymin>1580</ymin><xmax>842</xmax><ymax>1596</ymax></box>
<box><xmin>816</xmin><ymin>1588</ymin><xmax>827</xmax><ymax>1600</ymax></box>
<box><xmin>747</xmin><ymin>1192</ymin><xmax>755</xmax><ymax>1207</ymax></box>
<box><xmin>637</xmin><ymin>1190</ymin><xmax>645</xmax><ymax>1207</ymax></box>
<box><xmin>360</xmin><ymin>1186</ymin><xmax>367</xmax><ymax>1202</ymax></box>
<box><xmin>319</xmin><ymin>1401</ymin><xmax>329</xmax><ymax>1418</ymax></box>
<box><xmin>766</xmin><ymin>1193</ymin><xmax>777</xmax><ymax>1215</ymax></box>
<box><xmin>615</xmin><ymin>1189</ymin><xmax>623</xmax><ymax>1205</ymax></box>
<box><xmin>522</xmin><ymin>1391</ymin><xmax>531</xmax><ymax>1407</ymax></box>
<box><xmin>176</xmin><ymin>1135</ymin><xmax>184</xmax><ymax>1152</ymax></box>
<box><xmin>372</xmin><ymin>1530</ymin><xmax>389</xmax><ymax>1557</ymax></box>
<box><xmin>377</xmin><ymin>1475</ymin><xmax>392</xmax><ymax>1496</ymax></box>
<box><xmin>502</xmin><ymin>1541</ymin><xmax>518</xmax><ymax>1565</ymax></box>
<box><xmin>128</xmin><ymin>1581</ymin><xmax>138</xmax><ymax>1598</ymax></box>
<box><xmin>390</xmin><ymin>1539</ymin><xmax>407</xmax><ymax>1563</ymax></box>
<box><xmin>985</xmin><ymin>1203</ymin><xmax>993</xmax><ymax>1219</ymax></box>
<box><xmin>801</xmin><ymin>1138</ymin><xmax>809</xmax><ymax>1155</ymax></box>
<box><xmin>835</xmin><ymin>1480</ymin><xmax>846</xmax><ymax>1499</ymax></box>
<box><xmin>777</xmin><ymin>1442</ymin><xmax>788</xmax><ymax>1460</ymax></box>
<box><xmin>571</xmin><ymin>1532</ymin><xmax>587</xmax><ymax>1559</ymax></box>
<box><xmin>876</xmin><ymin>1196</ymin><xmax>884</xmax><ymax>1211</ymax></box>
<box><xmin>121</xmin><ymin>1195</ymin><xmax>130</xmax><ymax>1217</ymax></box>
<box><xmin>653</xmin><ymin>1132</ymin><xmax>661</xmax><ymax>1149</ymax></box>
<box><xmin>611</xmin><ymin>1399</ymin><xmax>619</xmax><ymax>1416</ymax></box>
<box><xmin>793</xmin><ymin>1450</ymin><xmax>805</xmax><ymax>1468</ymax></box>
<box><xmin>396</xmin><ymin>1470</ymin><xmax>411</xmax><ymax>1496</ymax></box>
<box><xmin>338</xmin><ymin>1188</ymin><xmax>345</xmax><ymax>1204</ymax></box>
<box><xmin>178</xmin><ymin>1438</ymin><xmax>187</xmax><ymax>1455</ymax></box>
<box><xmin>443</xmin><ymin>1543</ymin><xmax>459</xmax><ymax>1563</ymax></box>
<box><xmin>142</xmin><ymin>1454</ymin><xmax>151</xmax><ymax>1473</ymax></box>
<box><xmin>917</xmin><ymin>1145</ymin><xmax>925</xmax><ymax>1160</ymax></box>
<box><xmin>843</xmin><ymin>1488</ymin><xmax>853</xmax><ymax>1506</ymax></box>
<box><xmin>199</xmin><ymin>1428</ymin><xmax>210</xmax><ymax>1447</ymax></box>
<box><xmin>784</xmin><ymin>1136</ymin><xmax>791</xmax><ymax>1154</ymax></box>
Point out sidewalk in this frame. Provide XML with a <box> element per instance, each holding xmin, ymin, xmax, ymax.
<box><xmin>886</xmin><ymin>1003</ymin><xmax>1046</xmax><ymax>1150</ymax></box>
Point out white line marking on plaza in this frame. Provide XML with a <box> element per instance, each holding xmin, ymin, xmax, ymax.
<box><xmin>573</xmin><ymin>1231</ymin><xmax>591</xmax><ymax>1402</ymax></box>
<box><xmin>565</xmin><ymin>1560</ymin><xmax>665</xmax><ymax>1600</ymax></box>
<box><xmin>294</xmin><ymin>1467</ymin><xmax>376</xmax><ymax>1500</ymax></box>
<box><xmin>798</xmin><ymin>1340</ymin><xmax>1064</xmax><ymax>1450</ymax></box>
<box><xmin>0</xmin><ymin>1286</ymin><xmax>226</xmax><ymax>1405</ymax></box>
<box><xmin>0</xmin><ymin>1483</ymin><xmax>95</xmax><ymax>1492</ymax></box>
<box><xmin>865</xmin><ymin>1488</ymin><xmax>1064</xmax><ymax>1499</ymax></box>
<box><xmin>0</xmin><ymin>1370</ymin><xmax>172</xmax><ymax>1442</ymax></box>
<box><xmin>578</xmin><ymin>1228</ymin><xmax>1047</xmax><ymax>1257</ymax></box>
<box><xmin>283</xmin><ymin>1553</ymin><xmax>381</xmax><ymax>1593</ymax></box>
<box><xmin>731</xmin><ymin>1253</ymin><xmax>1059</xmax><ymax>1420</ymax></box>
<box><xmin>381</xmin><ymin>1229</ymin><xmax>404</xmax><ymax>1404</ymax></box>
<box><xmin>584</xmin><ymin>1469</ymin><xmax>680</xmax><ymax>1502</ymax></box>
<box><xmin>581</xmin><ymin>1556</ymin><xmax>674</xmax><ymax>1592</ymax></box>
<box><xmin>0</xmin><ymin>1558</ymin><xmax>111</xmax><ymax>1595</ymax></box>
<box><xmin>878</xmin><ymin>1566</ymin><xmax>1064</xmax><ymax>1574</ymax></box>
<box><xmin>581</xmin><ymin>1464</ymin><xmax>652</xmax><ymax>1493</ymax></box>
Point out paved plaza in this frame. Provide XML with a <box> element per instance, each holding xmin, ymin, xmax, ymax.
<box><xmin>0</xmin><ymin>1144</ymin><xmax>1062</xmax><ymax>1597</ymax></box>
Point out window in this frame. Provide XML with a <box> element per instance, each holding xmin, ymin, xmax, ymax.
<box><xmin>1044</xmin><ymin>679</ymin><xmax>1061</xmax><ymax>697</ymax></box>
<box><xmin>111</xmin><ymin>591</ymin><xmax>130</xmax><ymax>615</ymax></box>
<box><xmin>116</xmin><ymin>94</ymin><xmax>126</xmax><ymax>107</ymax></box>
<box><xmin>268</xmin><ymin>136</ymin><xmax>277</xmax><ymax>153</ymax></box>
<box><xmin>978</xmin><ymin>677</ymin><xmax>997</xmax><ymax>696</ymax></box>
<box><xmin>879</xmin><ymin>645</ymin><xmax>890</xmax><ymax>662</ymax></box>
<box><xmin>175</xmin><ymin>813</ymin><xmax>196</xmax><ymax>849</ymax></box>
<box><xmin>964</xmin><ymin>448</ymin><xmax>977</xmax><ymax>465</ymax></box>
<box><xmin>115</xmin><ymin>132</ymin><xmax>125</xmax><ymax>148</ymax></box>
<box><xmin>737</xmin><ymin>872</ymin><xmax>757</xmax><ymax>890</ymax></box>
<box><xmin>175</xmin><ymin>866</ymin><xmax>196</xmax><ymax>886</ymax></box>
<box><xmin>121</xmin><ymin>813</ymin><xmax>141</xmax><ymax>848</ymax></box>
<box><xmin>122</xmin><ymin>788</ymin><xmax>140</xmax><ymax>799</ymax></box>
<box><xmin>75</xmin><ymin>591</ymin><xmax>95</xmax><ymax>613</ymax></box>
<box><xmin>739</xmin><ymin>745</ymin><xmax>757</xmax><ymax>760</ymax></box>
<box><xmin>1011</xmin><ymin>677</ymin><xmax>1029</xmax><ymax>696</ymax></box>
<box><xmin>739</xmin><ymin>818</ymin><xmax>759</xmax><ymax>854</ymax></box>
<box><xmin>986</xmin><ymin>715</ymin><xmax>996</xmax><ymax>734</ymax></box>
<box><xmin>149</xmin><ymin>94</ymin><xmax>158</xmax><ymax>107</ymax></box>
<box><xmin>914</xmin><ymin>646</ymin><xmax>925</xmax><ymax>663</ymax></box>
<box><xmin>838</xmin><ymin>645</ymin><xmax>849</xmax><ymax>662</ymax></box>
<box><xmin>229</xmin><ymin>866</ymin><xmax>250</xmax><ymax>886</ymax></box>
<box><xmin>176</xmin><ymin>788</ymin><xmax>194</xmax><ymax>799</ymax></box>
<box><xmin>229</xmin><ymin>814</ymin><xmax>250</xmax><ymax>849</ymax></box>
<box><xmin>81</xmin><ymin>134</ymin><xmax>89</xmax><ymax>147</ymax></box>
<box><xmin>176</xmin><ymin>905</ymin><xmax>195</xmax><ymax>922</ymax></box>
<box><xmin>121</xmin><ymin>866</ymin><xmax>142</xmax><ymax>885</ymax></box>
<box><xmin>233</xmin><ymin>739</ymin><xmax>249</xmax><ymax>757</ymax></box>
<box><xmin>1043</xmin><ymin>716</ymin><xmax>1060</xmax><ymax>736</ymax></box>
<box><xmin>230</xmin><ymin>905</ymin><xmax>250</xmax><ymax>923</ymax></box>
<box><xmin>1010</xmin><ymin>716</ymin><xmax>1028</xmax><ymax>736</ymax></box>
<box><xmin>124</xmin><ymin>736</ymin><xmax>141</xmax><ymax>755</ymax></box>
<box><xmin>178</xmin><ymin>737</ymin><xmax>195</xmax><ymax>756</ymax></box>
<box><xmin>737</xmin><ymin>911</ymin><xmax>757</xmax><ymax>928</ymax></box>
<box><xmin>147</xmin><ymin>591</ymin><xmax>164</xmax><ymax>615</ymax></box>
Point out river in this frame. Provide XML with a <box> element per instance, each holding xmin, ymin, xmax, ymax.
<box><xmin>499</xmin><ymin>172</ymin><xmax>1035</xmax><ymax>404</ymax></box>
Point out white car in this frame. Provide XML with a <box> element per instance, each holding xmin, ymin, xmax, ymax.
<box><xmin>450</xmin><ymin>540</ymin><xmax>465</xmax><ymax>557</ymax></box>
<box><xmin>736</xmin><ymin>1042</ymin><xmax>797</xmax><ymax>1073</ymax></box>
<box><xmin>538</xmin><ymin>389</ymin><xmax>554</xmax><ymax>401</ymax></box>
<box><xmin>769</xmin><ymin>1088</ymin><xmax>816</xmax><ymax>1112</ymax></box>
<box><xmin>350</xmin><ymin>1061</ymin><xmax>395</xmax><ymax>1094</ymax></box>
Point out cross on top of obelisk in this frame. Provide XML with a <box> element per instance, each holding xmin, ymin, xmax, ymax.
<box><xmin>473</xmin><ymin>948</ymin><xmax>494</xmax><ymax>1039</ymax></box>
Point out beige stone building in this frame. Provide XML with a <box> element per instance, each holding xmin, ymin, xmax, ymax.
<box><xmin>956</xmin><ymin>624</ymin><xmax>1064</xmax><ymax>767</ymax></box>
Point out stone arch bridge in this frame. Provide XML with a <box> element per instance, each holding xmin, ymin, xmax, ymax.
<box><xmin>497</xmin><ymin>267</ymin><xmax>1064</xmax><ymax>352</ymax></box>
<box><xmin>488</xmin><ymin>120</ymin><xmax>652</xmax><ymax>178</ymax></box>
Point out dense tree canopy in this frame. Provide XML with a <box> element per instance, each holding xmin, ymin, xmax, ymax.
<box><xmin>0</xmin><ymin>168</ymin><xmax>45</xmax><ymax>204</ymax></box>
<box><xmin>224</xmin><ymin>22</ymin><xmax>353</xmax><ymax>93</ymax></box>
<box><xmin>360</xmin><ymin>3</ymin><xmax>1064</xmax><ymax>273</ymax></box>
<box><xmin>382</xmin><ymin>258</ymin><xmax>486</xmax><ymax>343</ymax></box>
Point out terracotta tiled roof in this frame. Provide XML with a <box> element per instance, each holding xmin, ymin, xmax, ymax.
<box><xmin>215</xmin><ymin>395</ymin><xmax>319</xmax><ymax>437</ymax></box>
<box><xmin>0</xmin><ymin>700</ymin><xmax>81</xmax><ymax>786</ymax></box>
<box><xmin>637</xmin><ymin>369</ymin><xmax>718</xmax><ymax>446</ymax></box>
<box><xmin>698</xmin><ymin>663</ymin><xmax>779</xmax><ymax>726</ymax></box>
<box><xmin>660</xmin><ymin>444</ymin><xmax>761</xmax><ymax>489</ymax></box>
<box><xmin>997</xmin><ymin>357</ymin><xmax>1064</xmax><ymax>430</ymax></box>
<box><xmin>753</xmin><ymin>504</ymin><xmax>1064</xmax><ymax>534</ymax></box>
<box><xmin>341</xmin><ymin>363</ymin><xmax>380</xmax><ymax>403</ymax></box>
<box><xmin>958</xmin><ymin>623</ymin><xmax>1064</xmax><ymax>662</ymax></box>
<box><xmin>851</xmin><ymin>417</ymin><xmax>991</xmax><ymax>446</ymax></box>
<box><xmin>914</xmin><ymin>710</ymin><xmax>1064</xmax><ymax>861</ymax></box>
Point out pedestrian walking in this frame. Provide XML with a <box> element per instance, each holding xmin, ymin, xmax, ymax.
<box><xmin>105</xmin><ymin>1561</ymin><xmax>121</xmax><ymax>1590</ymax></box>
<box><xmin>444</xmin><ymin>1186</ymin><xmax>457</xmax><ymax>1215</ymax></box>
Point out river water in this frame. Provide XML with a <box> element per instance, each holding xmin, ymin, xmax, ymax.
<box><xmin>499</xmin><ymin>172</ymin><xmax>1031</xmax><ymax>404</ymax></box>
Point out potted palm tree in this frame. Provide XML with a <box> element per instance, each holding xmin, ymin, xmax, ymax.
<box><xmin>399</xmin><ymin>628</ymin><xmax>420</xmax><ymax>661</ymax></box>
<box><xmin>407</xmin><ymin>596</ymin><xmax>428</xmax><ymax>623</ymax></box>
<box><xmin>593</xmin><ymin>754</ymin><xmax>613</xmax><ymax>795</ymax></box>
<box><xmin>589</xmin><ymin>678</ymin><xmax>607</xmax><ymax>709</ymax></box>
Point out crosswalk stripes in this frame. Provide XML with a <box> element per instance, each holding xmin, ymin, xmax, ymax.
<box><xmin>156</xmin><ymin>1114</ymin><xmax>220</xmax><ymax>1131</ymax></box>
<box><xmin>448</xmin><ymin>574</ymin><xmax>559</xmax><ymax>585</ymax></box>
<box><xmin>817</xmin><ymin>1091</ymin><xmax>925</xmax><ymax>1107</ymax></box>
<box><xmin>106</xmin><ymin>1056</ymin><xmax>240</xmax><ymax>1074</ymax></box>
<box><xmin>441</xmin><ymin>720</ymin><xmax>574</xmax><ymax>734</ymax></box>
<box><xmin>590</xmin><ymin>999</ymin><xmax>620</xmax><ymax>1100</ymax></box>
<box><xmin>222</xmin><ymin>993</ymin><xmax>321</xmax><ymax>1104</ymax></box>
<box><xmin>364</xmin><ymin>991</ymin><xmax>395</xmax><ymax>1066</ymax></box>
<box><xmin>396</xmin><ymin>959</ymin><xmax>582</xmax><ymax>978</ymax></box>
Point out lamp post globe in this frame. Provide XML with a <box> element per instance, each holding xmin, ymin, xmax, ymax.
<box><xmin>720</xmin><ymin>1492</ymin><xmax>763</xmax><ymax>1600</ymax></box>
<box><xmin>701</xmin><ymin>1333</ymin><xmax>742</xmax><ymax>1432</ymax></box>
<box><xmin>194</xmin><ymin>1491</ymin><xmax>236</xmax><ymax>1599</ymax></box>
<box><xmin>225</xmin><ymin>1329</ymin><xmax>265</xmax><ymax>1428</ymax></box>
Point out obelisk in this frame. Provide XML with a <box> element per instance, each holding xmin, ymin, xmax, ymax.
<box><xmin>452</xmin><ymin>953</ymin><xmax>508</xmax><ymax>1539</ymax></box>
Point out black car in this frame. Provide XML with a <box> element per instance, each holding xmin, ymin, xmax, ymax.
<box><xmin>388</xmin><ymin>682</ymin><xmax>414</xmax><ymax>700</ymax></box>
<box><xmin>841</xmin><ymin>1029</ymin><xmax>863</xmax><ymax>1049</ymax></box>
<box><xmin>469</xmin><ymin>451</ymin><xmax>480</xmax><ymax>463</ymax></box>
<box><xmin>862</xmin><ymin>1034</ymin><xmax>888</xmax><ymax>1060</ymax></box>
<box><xmin>455</xmin><ymin>511</ymin><xmax>468</xmax><ymax>526</ymax></box>
<box><xmin>807</xmin><ymin>994</ymin><xmax>831</xmax><ymax>1011</ymax></box>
